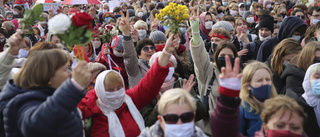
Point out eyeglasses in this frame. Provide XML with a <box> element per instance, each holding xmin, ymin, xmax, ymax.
<box><xmin>142</xmin><ymin>46</ymin><xmax>156</xmax><ymax>52</ymax></box>
<box><xmin>162</xmin><ymin>112</ymin><xmax>194</xmax><ymax>124</ymax></box>
<box><xmin>297</xmin><ymin>15</ymin><xmax>305</xmax><ymax>19</ymax></box>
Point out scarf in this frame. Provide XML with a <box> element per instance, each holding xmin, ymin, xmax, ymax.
<box><xmin>302</xmin><ymin>63</ymin><xmax>320</xmax><ymax>127</ymax></box>
<box><xmin>95</xmin><ymin>70</ymin><xmax>145</xmax><ymax>137</ymax></box>
<box><xmin>199</xmin><ymin>12</ymin><xmax>211</xmax><ymax>40</ymax></box>
<box><xmin>101</xmin><ymin>43</ymin><xmax>122</xmax><ymax>72</ymax></box>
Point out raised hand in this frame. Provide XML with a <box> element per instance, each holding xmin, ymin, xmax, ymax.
<box><xmin>237</xmin><ymin>48</ymin><xmax>248</xmax><ymax>56</ymax></box>
<box><xmin>164</xmin><ymin>34</ymin><xmax>179</xmax><ymax>54</ymax></box>
<box><xmin>190</xmin><ymin>7</ymin><xmax>199</xmax><ymax>22</ymax></box>
<box><xmin>219</xmin><ymin>55</ymin><xmax>242</xmax><ymax>79</ymax></box>
<box><xmin>120</xmin><ymin>10</ymin><xmax>130</xmax><ymax>35</ymax></box>
<box><xmin>130</xmin><ymin>25</ymin><xmax>139</xmax><ymax>42</ymax></box>
<box><xmin>182</xmin><ymin>74</ymin><xmax>196</xmax><ymax>93</ymax></box>
<box><xmin>72</xmin><ymin>61</ymin><xmax>92</xmax><ymax>88</ymax></box>
<box><xmin>8</xmin><ymin>30</ymin><xmax>26</xmax><ymax>55</ymax></box>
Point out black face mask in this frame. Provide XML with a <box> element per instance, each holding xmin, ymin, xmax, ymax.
<box><xmin>314</xmin><ymin>59</ymin><xmax>320</xmax><ymax>63</ymax></box>
<box><xmin>216</xmin><ymin>56</ymin><xmax>235</xmax><ymax>71</ymax></box>
<box><xmin>274</xmin><ymin>20</ymin><xmax>278</xmax><ymax>24</ymax></box>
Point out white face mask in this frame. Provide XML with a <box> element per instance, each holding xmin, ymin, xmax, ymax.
<box><xmin>18</xmin><ymin>49</ymin><xmax>29</xmax><ymax>58</ymax></box>
<box><xmin>239</xmin><ymin>10</ymin><xmax>245</xmax><ymax>16</ymax></box>
<box><xmin>313</xmin><ymin>19</ymin><xmax>320</xmax><ymax>25</ymax></box>
<box><xmin>103</xmin><ymin>9</ymin><xmax>108</xmax><ymax>13</ymax></box>
<box><xmin>165</xmin><ymin>67</ymin><xmax>175</xmax><ymax>82</ymax></box>
<box><xmin>13</xmin><ymin>11</ymin><xmax>18</xmax><ymax>15</ymax></box>
<box><xmin>137</xmin><ymin>12</ymin><xmax>144</xmax><ymax>18</ymax></box>
<box><xmin>152</xmin><ymin>1</ymin><xmax>157</xmax><ymax>4</ymax></box>
<box><xmin>0</xmin><ymin>37</ymin><xmax>5</xmax><ymax>43</ymax></box>
<box><xmin>165</xmin><ymin>122</ymin><xmax>194</xmax><ymax>137</ymax></box>
<box><xmin>206</xmin><ymin>4</ymin><xmax>210</xmax><ymax>7</ymax></box>
<box><xmin>318</xmin><ymin>34</ymin><xmax>320</xmax><ymax>41</ymax></box>
<box><xmin>113</xmin><ymin>49</ymin><xmax>124</xmax><ymax>57</ymax></box>
<box><xmin>292</xmin><ymin>35</ymin><xmax>301</xmax><ymax>41</ymax></box>
<box><xmin>259</xmin><ymin>34</ymin><xmax>271</xmax><ymax>41</ymax></box>
<box><xmin>230</xmin><ymin>10</ymin><xmax>237</xmax><ymax>16</ymax></box>
<box><xmin>266</xmin><ymin>4</ymin><xmax>272</xmax><ymax>9</ymax></box>
<box><xmin>246</xmin><ymin>17</ymin><xmax>255</xmax><ymax>24</ymax></box>
<box><xmin>137</xmin><ymin>30</ymin><xmax>147</xmax><ymax>37</ymax></box>
<box><xmin>205</xmin><ymin>21</ymin><xmax>213</xmax><ymax>30</ymax></box>
<box><xmin>104</xmin><ymin>88</ymin><xmax>126</xmax><ymax>110</ymax></box>
<box><xmin>92</xmin><ymin>41</ymin><xmax>102</xmax><ymax>49</ymax></box>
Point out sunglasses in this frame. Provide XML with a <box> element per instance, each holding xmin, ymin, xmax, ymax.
<box><xmin>142</xmin><ymin>46</ymin><xmax>156</xmax><ymax>52</ymax></box>
<box><xmin>162</xmin><ymin>112</ymin><xmax>194</xmax><ymax>124</ymax></box>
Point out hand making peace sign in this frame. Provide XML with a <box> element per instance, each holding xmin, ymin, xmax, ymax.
<box><xmin>120</xmin><ymin>10</ymin><xmax>130</xmax><ymax>36</ymax></box>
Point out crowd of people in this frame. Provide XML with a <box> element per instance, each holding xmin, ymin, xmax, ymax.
<box><xmin>0</xmin><ymin>0</ymin><xmax>320</xmax><ymax>136</ymax></box>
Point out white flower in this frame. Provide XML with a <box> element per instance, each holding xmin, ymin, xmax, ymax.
<box><xmin>48</xmin><ymin>14</ymin><xmax>71</xmax><ymax>34</ymax></box>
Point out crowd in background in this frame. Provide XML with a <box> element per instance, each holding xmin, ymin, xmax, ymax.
<box><xmin>0</xmin><ymin>0</ymin><xmax>320</xmax><ymax>136</ymax></box>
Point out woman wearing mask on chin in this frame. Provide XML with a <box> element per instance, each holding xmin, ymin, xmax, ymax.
<box><xmin>139</xmin><ymin>88</ymin><xmax>207</xmax><ymax>137</ymax></box>
<box><xmin>199</xmin><ymin>12</ymin><xmax>214</xmax><ymax>42</ymax></box>
<box><xmin>134</xmin><ymin>20</ymin><xmax>149</xmax><ymax>40</ymax></box>
<box><xmin>78</xmin><ymin>11</ymin><xmax>179</xmax><ymax>137</ymax></box>
<box><xmin>211</xmin><ymin>56</ymin><xmax>308</xmax><ymax>137</ymax></box>
<box><xmin>95</xmin><ymin>35</ymin><xmax>129</xmax><ymax>89</ymax></box>
<box><xmin>189</xmin><ymin>8</ymin><xmax>239</xmax><ymax>136</ymax></box>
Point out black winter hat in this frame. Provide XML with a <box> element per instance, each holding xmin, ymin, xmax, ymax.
<box><xmin>259</xmin><ymin>15</ymin><xmax>274</xmax><ymax>33</ymax></box>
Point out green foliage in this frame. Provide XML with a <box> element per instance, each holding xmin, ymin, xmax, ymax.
<box><xmin>22</xmin><ymin>4</ymin><xmax>45</xmax><ymax>35</ymax></box>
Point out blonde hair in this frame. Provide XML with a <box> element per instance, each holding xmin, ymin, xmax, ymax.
<box><xmin>271</xmin><ymin>38</ymin><xmax>302</xmax><ymax>76</ymax></box>
<box><xmin>261</xmin><ymin>95</ymin><xmax>307</xmax><ymax>124</ymax></box>
<box><xmin>14</xmin><ymin>49</ymin><xmax>69</xmax><ymax>89</ymax></box>
<box><xmin>158</xmin><ymin>88</ymin><xmax>196</xmax><ymax>115</ymax></box>
<box><xmin>134</xmin><ymin>20</ymin><xmax>148</xmax><ymax>31</ymax></box>
<box><xmin>240</xmin><ymin>61</ymin><xmax>277</xmax><ymax>114</ymax></box>
<box><xmin>297</xmin><ymin>41</ymin><xmax>320</xmax><ymax>71</ymax></box>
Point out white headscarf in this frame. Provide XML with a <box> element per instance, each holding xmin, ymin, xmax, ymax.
<box><xmin>95</xmin><ymin>70</ymin><xmax>145</xmax><ymax>137</ymax></box>
<box><xmin>302</xmin><ymin>63</ymin><xmax>320</xmax><ymax>127</ymax></box>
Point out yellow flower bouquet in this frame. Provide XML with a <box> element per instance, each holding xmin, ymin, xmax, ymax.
<box><xmin>156</xmin><ymin>3</ymin><xmax>189</xmax><ymax>35</ymax></box>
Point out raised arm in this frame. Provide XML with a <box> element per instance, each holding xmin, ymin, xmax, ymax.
<box><xmin>0</xmin><ymin>30</ymin><xmax>25</xmax><ymax>90</ymax></box>
<box><xmin>189</xmin><ymin>8</ymin><xmax>214</xmax><ymax>96</ymax></box>
<box><xmin>211</xmin><ymin>56</ymin><xmax>243</xmax><ymax>137</ymax></box>
<box><xmin>126</xmin><ymin>33</ymin><xmax>179</xmax><ymax>110</ymax></box>
<box><xmin>120</xmin><ymin>11</ymin><xmax>140</xmax><ymax>77</ymax></box>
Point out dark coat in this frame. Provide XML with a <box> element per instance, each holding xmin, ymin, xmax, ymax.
<box><xmin>0</xmin><ymin>79</ymin><xmax>86</xmax><ymax>137</ymax></box>
<box><xmin>286</xmin><ymin>88</ymin><xmax>320</xmax><ymax>137</ymax></box>
<box><xmin>280</xmin><ymin>64</ymin><xmax>305</xmax><ymax>95</ymax></box>
<box><xmin>256</xmin><ymin>16</ymin><xmax>307</xmax><ymax>62</ymax></box>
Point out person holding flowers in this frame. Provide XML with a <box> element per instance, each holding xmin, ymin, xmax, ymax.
<box><xmin>78</xmin><ymin>11</ymin><xmax>179</xmax><ymax>137</ymax></box>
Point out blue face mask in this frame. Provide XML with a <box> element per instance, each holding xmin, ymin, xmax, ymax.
<box><xmin>105</xmin><ymin>17</ymin><xmax>111</xmax><ymax>23</ymax></box>
<box><xmin>311</xmin><ymin>80</ymin><xmax>320</xmax><ymax>97</ymax></box>
<box><xmin>247</xmin><ymin>1</ymin><xmax>251</xmax><ymax>5</ymax></box>
<box><xmin>292</xmin><ymin>35</ymin><xmax>301</xmax><ymax>41</ymax></box>
<box><xmin>163</xmin><ymin>25</ymin><xmax>170</xmax><ymax>31</ymax></box>
<box><xmin>114</xmin><ymin>15</ymin><xmax>121</xmax><ymax>19</ymax></box>
<box><xmin>222</xmin><ymin>1</ymin><xmax>227</xmax><ymax>6</ymax></box>
<box><xmin>249</xmin><ymin>85</ymin><xmax>272</xmax><ymax>102</ymax></box>
<box><xmin>179</xmin><ymin>27</ymin><xmax>186</xmax><ymax>34</ymax></box>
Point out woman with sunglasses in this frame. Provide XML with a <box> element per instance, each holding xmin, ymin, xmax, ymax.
<box><xmin>139</xmin><ymin>88</ymin><xmax>207</xmax><ymax>137</ymax></box>
<box><xmin>211</xmin><ymin>56</ymin><xmax>308</xmax><ymax>137</ymax></box>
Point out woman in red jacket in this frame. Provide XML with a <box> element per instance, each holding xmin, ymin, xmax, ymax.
<box><xmin>78</xmin><ymin>11</ymin><xmax>180</xmax><ymax>137</ymax></box>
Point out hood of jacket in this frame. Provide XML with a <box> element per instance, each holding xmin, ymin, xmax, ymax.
<box><xmin>276</xmin><ymin>16</ymin><xmax>307</xmax><ymax>41</ymax></box>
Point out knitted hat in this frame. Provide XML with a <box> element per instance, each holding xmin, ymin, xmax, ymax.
<box><xmin>128</xmin><ymin>9</ymin><xmax>136</xmax><ymax>17</ymax></box>
<box><xmin>243</xmin><ymin>11</ymin><xmax>253</xmax><ymax>19</ymax></box>
<box><xmin>5</xmin><ymin>11</ymin><xmax>13</xmax><ymax>18</ymax></box>
<box><xmin>111</xmin><ymin>35</ymin><xmax>123</xmax><ymax>51</ymax></box>
<box><xmin>212</xmin><ymin>21</ymin><xmax>234</xmax><ymax>32</ymax></box>
<box><xmin>149</xmin><ymin>30</ymin><xmax>167</xmax><ymax>43</ymax></box>
<box><xmin>10</xmin><ymin>19</ymin><xmax>19</xmax><ymax>30</ymax></box>
<box><xmin>259</xmin><ymin>15</ymin><xmax>274</xmax><ymax>33</ymax></box>
<box><xmin>149</xmin><ymin>51</ymin><xmax>177</xmax><ymax>68</ymax></box>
